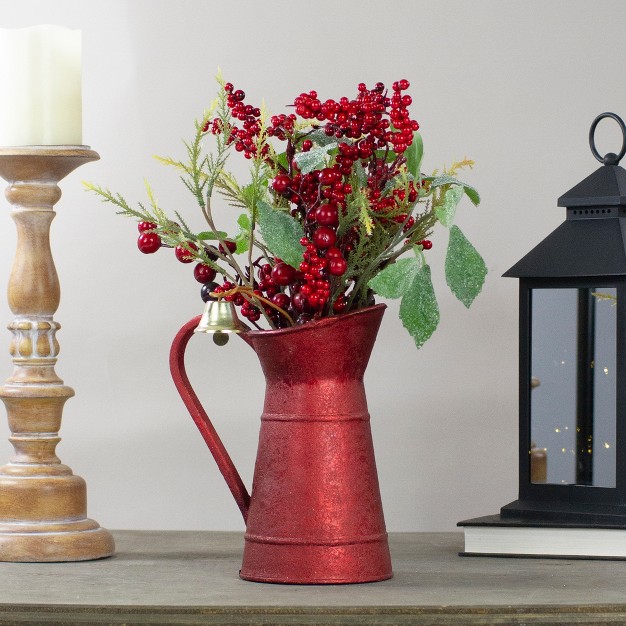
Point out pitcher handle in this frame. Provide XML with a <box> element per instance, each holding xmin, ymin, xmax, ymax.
<box><xmin>169</xmin><ymin>316</ymin><xmax>250</xmax><ymax>522</ymax></box>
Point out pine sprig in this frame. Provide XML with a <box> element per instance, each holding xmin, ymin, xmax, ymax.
<box><xmin>214</xmin><ymin>171</ymin><xmax>249</xmax><ymax>210</ymax></box>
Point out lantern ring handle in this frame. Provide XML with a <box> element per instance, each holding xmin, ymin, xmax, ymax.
<box><xmin>589</xmin><ymin>112</ymin><xmax>626</xmax><ymax>165</ymax></box>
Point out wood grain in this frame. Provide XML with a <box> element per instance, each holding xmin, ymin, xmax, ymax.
<box><xmin>0</xmin><ymin>147</ymin><xmax>114</xmax><ymax>562</ymax></box>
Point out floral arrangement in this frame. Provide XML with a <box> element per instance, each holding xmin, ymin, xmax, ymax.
<box><xmin>87</xmin><ymin>73</ymin><xmax>486</xmax><ymax>348</ymax></box>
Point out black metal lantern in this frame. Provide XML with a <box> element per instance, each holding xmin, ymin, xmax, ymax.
<box><xmin>460</xmin><ymin>113</ymin><xmax>626</xmax><ymax>557</ymax></box>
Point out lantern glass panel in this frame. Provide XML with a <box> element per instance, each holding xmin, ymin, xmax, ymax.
<box><xmin>530</xmin><ymin>287</ymin><xmax>616</xmax><ymax>487</ymax></box>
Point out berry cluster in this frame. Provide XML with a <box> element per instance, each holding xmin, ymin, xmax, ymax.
<box><xmin>134</xmin><ymin>78</ymin><xmax>429</xmax><ymax>328</ymax></box>
<box><xmin>208</xmin><ymin>83</ymin><xmax>265</xmax><ymax>160</ymax></box>
<box><xmin>89</xmin><ymin>73</ymin><xmax>485</xmax><ymax>345</ymax></box>
<box><xmin>136</xmin><ymin>220</ymin><xmax>241</xmax><ymax>301</ymax></box>
<box><xmin>259</xmin><ymin>81</ymin><xmax>422</xmax><ymax>317</ymax></box>
<box><xmin>136</xmin><ymin>221</ymin><xmax>161</xmax><ymax>253</ymax></box>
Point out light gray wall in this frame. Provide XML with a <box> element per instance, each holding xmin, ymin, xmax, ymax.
<box><xmin>0</xmin><ymin>0</ymin><xmax>625</xmax><ymax>532</ymax></box>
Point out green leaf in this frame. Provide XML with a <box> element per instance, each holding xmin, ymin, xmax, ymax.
<box><xmin>275</xmin><ymin>152</ymin><xmax>289</xmax><ymax>171</ymax></box>
<box><xmin>307</xmin><ymin>128</ymin><xmax>340</xmax><ymax>147</ymax></box>
<box><xmin>256</xmin><ymin>200</ymin><xmax>304</xmax><ymax>268</ymax></box>
<box><xmin>198</xmin><ymin>231</ymin><xmax>228</xmax><ymax>240</ymax></box>
<box><xmin>426</xmin><ymin>174</ymin><xmax>480</xmax><ymax>206</ymax></box>
<box><xmin>238</xmin><ymin>213</ymin><xmax>251</xmax><ymax>230</ymax></box>
<box><xmin>234</xmin><ymin>213</ymin><xmax>251</xmax><ymax>254</ymax></box>
<box><xmin>368</xmin><ymin>258</ymin><xmax>421</xmax><ymax>299</ymax></box>
<box><xmin>375</xmin><ymin>149</ymin><xmax>398</xmax><ymax>164</ymax></box>
<box><xmin>293</xmin><ymin>142</ymin><xmax>337</xmax><ymax>174</ymax></box>
<box><xmin>445</xmin><ymin>225</ymin><xmax>487</xmax><ymax>308</ymax></box>
<box><xmin>435</xmin><ymin>185</ymin><xmax>464</xmax><ymax>228</ymax></box>
<box><xmin>235</xmin><ymin>236</ymin><xmax>249</xmax><ymax>254</ymax></box>
<box><xmin>405</xmin><ymin>133</ymin><xmax>423</xmax><ymax>179</ymax></box>
<box><xmin>241</xmin><ymin>184</ymin><xmax>257</xmax><ymax>208</ymax></box>
<box><xmin>399</xmin><ymin>264</ymin><xmax>440</xmax><ymax>349</ymax></box>
<box><xmin>463</xmin><ymin>185</ymin><xmax>480</xmax><ymax>206</ymax></box>
<box><xmin>426</xmin><ymin>174</ymin><xmax>458</xmax><ymax>187</ymax></box>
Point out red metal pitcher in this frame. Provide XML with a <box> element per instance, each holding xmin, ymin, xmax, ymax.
<box><xmin>169</xmin><ymin>303</ymin><xmax>392</xmax><ymax>584</ymax></box>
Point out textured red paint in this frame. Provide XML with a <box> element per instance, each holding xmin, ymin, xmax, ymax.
<box><xmin>170</xmin><ymin>304</ymin><xmax>392</xmax><ymax>584</ymax></box>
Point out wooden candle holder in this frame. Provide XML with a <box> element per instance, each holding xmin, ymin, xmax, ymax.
<box><xmin>0</xmin><ymin>146</ymin><xmax>114</xmax><ymax>561</ymax></box>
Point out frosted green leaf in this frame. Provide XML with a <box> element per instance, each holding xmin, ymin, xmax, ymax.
<box><xmin>428</xmin><ymin>174</ymin><xmax>457</xmax><ymax>187</ymax></box>
<box><xmin>368</xmin><ymin>258</ymin><xmax>421</xmax><ymax>299</ymax></box>
<box><xmin>307</xmin><ymin>128</ymin><xmax>340</xmax><ymax>147</ymax></box>
<box><xmin>256</xmin><ymin>200</ymin><xmax>304</xmax><ymax>268</ymax></box>
<box><xmin>399</xmin><ymin>264</ymin><xmax>440</xmax><ymax>349</ymax></box>
<box><xmin>293</xmin><ymin>143</ymin><xmax>337</xmax><ymax>174</ymax></box>
<box><xmin>405</xmin><ymin>132</ymin><xmax>423</xmax><ymax>179</ymax></box>
<box><xmin>435</xmin><ymin>185</ymin><xmax>464</xmax><ymax>227</ymax></box>
<box><xmin>427</xmin><ymin>174</ymin><xmax>480</xmax><ymax>206</ymax></box>
<box><xmin>445</xmin><ymin>225</ymin><xmax>487</xmax><ymax>308</ymax></box>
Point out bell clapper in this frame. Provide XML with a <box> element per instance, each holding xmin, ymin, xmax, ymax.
<box><xmin>213</xmin><ymin>331</ymin><xmax>229</xmax><ymax>346</ymax></box>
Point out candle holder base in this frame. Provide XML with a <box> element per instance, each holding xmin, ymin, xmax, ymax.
<box><xmin>0</xmin><ymin>521</ymin><xmax>114</xmax><ymax>563</ymax></box>
<box><xmin>0</xmin><ymin>146</ymin><xmax>114</xmax><ymax>562</ymax></box>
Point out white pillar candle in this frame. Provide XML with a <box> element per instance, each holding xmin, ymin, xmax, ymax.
<box><xmin>0</xmin><ymin>25</ymin><xmax>82</xmax><ymax>146</ymax></box>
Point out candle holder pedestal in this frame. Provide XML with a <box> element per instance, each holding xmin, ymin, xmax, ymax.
<box><xmin>0</xmin><ymin>146</ymin><xmax>114</xmax><ymax>561</ymax></box>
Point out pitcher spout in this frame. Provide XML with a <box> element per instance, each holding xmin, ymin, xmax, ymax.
<box><xmin>239</xmin><ymin>303</ymin><xmax>386</xmax><ymax>383</ymax></box>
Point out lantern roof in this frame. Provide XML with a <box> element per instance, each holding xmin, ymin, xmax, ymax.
<box><xmin>505</xmin><ymin>113</ymin><xmax>626</xmax><ymax>279</ymax></box>
<box><xmin>503</xmin><ymin>217</ymin><xmax>626</xmax><ymax>278</ymax></box>
<box><xmin>557</xmin><ymin>164</ymin><xmax>626</xmax><ymax>208</ymax></box>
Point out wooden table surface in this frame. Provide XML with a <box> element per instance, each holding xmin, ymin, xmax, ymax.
<box><xmin>1</xmin><ymin>530</ymin><xmax>626</xmax><ymax>624</ymax></box>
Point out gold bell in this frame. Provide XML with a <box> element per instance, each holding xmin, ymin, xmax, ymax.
<box><xmin>195</xmin><ymin>300</ymin><xmax>248</xmax><ymax>346</ymax></box>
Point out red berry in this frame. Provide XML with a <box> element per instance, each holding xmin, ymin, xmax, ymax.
<box><xmin>292</xmin><ymin>292</ymin><xmax>311</xmax><ymax>313</ymax></box>
<box><xmin>333</xmin><ymin>296</ymin><xmax>347</xmax><ymax>313</ymax></box>
<box><xmin>272</xmin><ymin>174</ymin><xmax>291</xmax><ymax>193</ymax></box>
<box><xmin>194</xmin><ymin>263</ymin><xmax>217</xmax><ymax>283</ymax></box>
<box><xmin>329</xmin><ymin>257</ymin><xmax>348</xmax><ymax>276</ymax></box>
<box><xmin>308</xmin><ymin>292</ymin><xmax>320</xmax><ymax>307</ymax></box>
<box><xmin>312</xmin><ymin>226</ymin><xmax>337</xmax><ymax>249</ymax></box>
<box><xmin>271</xmin><ymin>293</ymin><xmax>291</xmax><ymax>310</ymax></box>
<box><xmin>326</xmin><ymin>247</ymin><xmax>343</xmax><ymax>260</ymax></box>
<box><xmin>271</xmin><ymin>262</ymin><xmax>296</xmax><ymax>286</ymax></box>
<box><xmin>138</xmin><ymin>221</ymin><xmax>157</xmax><ymax>233</ymax></box>
<box><xmin>175</xmin><ymin>243</ymin><xmax>197</xmax><ymax>263</ymax></box>
<box><xmin>137</xmin><ymin>232</ymin><xmax>161</xmax><ymax>254</ymax></box>
<box><xmin>421</xmin><ymin>239</ymin><xmax>433</xmax><ymax>250</ymax></box>
<box><xmin>319</xmin><ymin>168</ymin><xmax>338</xmax><ymax>186</ymax></box>
<box><xmin>219</xmin><ymin>240</ymin><xmax>237</xmax><ymax>254</ymax></box>
<box><xmin>315</xmin><ymin>204</ymin><xmax>339</xmax><ymax>226</ymax></box>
